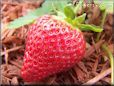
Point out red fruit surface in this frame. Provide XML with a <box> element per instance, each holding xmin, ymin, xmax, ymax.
<box><xmin>21</xmin><ymin>15</ymin><xmax>86</xmax><ymax>82</ymax></box>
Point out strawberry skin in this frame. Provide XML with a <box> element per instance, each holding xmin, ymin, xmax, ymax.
<box><xmin>21</xmin><ymin>15</ymin><xmax>86</xmax><ymax>82</ymax></box>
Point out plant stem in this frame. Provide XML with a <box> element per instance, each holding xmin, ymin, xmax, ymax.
<box><xmin>102</xmin><ymin>44</ymin><xmax>114</xmax><ymax>85</ymax></box>
<box><xmin>95</xmin><ymin>6</ymin><xmax>107</xmax><ymax>42</ymax></box>
<box><xmin>100</xmin><ymin>10</ymin><xmax>107</xmax><ymax>28</ymax></box>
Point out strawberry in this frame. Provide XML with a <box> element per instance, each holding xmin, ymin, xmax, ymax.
<box><xmin>21</xmin><ymin>15</ymin><xmax>86</xmax><ymax>82</ymax></box>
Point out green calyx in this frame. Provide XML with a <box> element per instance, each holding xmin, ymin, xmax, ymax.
<box><xmin>7</xmin><ymin>0</ymin><xmax>106</xmax><ymax>33</ymax></box>
<box><xmin>62</xmin><ymin>0</ymin><xmax>103</xmax><ymax>33</ymax></box>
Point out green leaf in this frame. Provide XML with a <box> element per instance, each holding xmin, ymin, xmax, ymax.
<box><xmin>74</xmin><ymin>13</ymin><xmax>86</xmax><ymax>23</ymax></box>
<box><xmin>8</xmin><ymin>15</ymin><xmax>37</xmax><ymax>29</ymax></box>
<box><xmin>72</xmin><ymin>20</ymin><xmax>103</xmax><ymax>32</ymax></box>
<box><xmin>52</xmin><ymin>0</ymin><xmax>71</xmax><ymax>18</ymax></box>
<box><xmin>64</xmin><ymin>5</ymin><xmax>75</xmax><ymax>19</ymax></box>
<box><xmin>51</xmin><ymin>2</ymin><xmax>66</xmax><ymax>18</ymax></box>
<box><xmin>7</xmin><ymin>0</ymin><xmax>71</xmax><ymax>29</ymax></box>
<box><xmin>7</xmin><ymin>0</ymin><xmax>52</xmax><ymax>29</ymax></box>
<box><xmin>52</xmin><ymin>0</ymin><xmax>71</xmax><ymax>12</ymax></box>
<box><xmin>56</xmin><ymin>11</ymin><xmax>66</xmax><ymax>19</ymax></box>
<box><xmin>65</xmin><ymin>18</ymin><xmax>73</xmax><ymax>24</ymax></box>
<box><xmin>79</xmin><ymin>24</ymin><xmax>103</xmax><ymax>32</ymax></box>
<box><xmin>66</xmin><ymin>16</ymin><xmax>103</xmax><ymax>33</ymax></box>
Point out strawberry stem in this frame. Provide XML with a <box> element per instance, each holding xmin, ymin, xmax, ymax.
<box><xmin>95</xmin><ymin>3</ymin><xmax>107</xmax><ymax>42</ymax></box>
<box><xmin>102</xmin><ymin>44</ymin><xmax>114</xmax><ymax>85</ymax></box>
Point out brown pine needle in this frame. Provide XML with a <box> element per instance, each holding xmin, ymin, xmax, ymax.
<box><xmin>84</xmin><ymin>40</ymin><xmax>104</xmax><ymax>58</ymax></box>
<box><xmin>4</xmin><ymin>47</ymin><xmax>9</xmax><ymax>65</ymax></box>
<box><xmin>2</xmin><ymin>75</ymin><xmax>12</xmax><ymax>81</ymax></box>
<box><xmin>1</xmin><ymin>46</ymin><xmax>24</xmax><ymax>56</ymax></box>
<box><xmin>83</xmin><ymin>68</ymin><xmax>111</xmax><ymax>85</ymax></box>
<box><xmin>92</xmin><ymin>57</ymin><xmax>99</xmax><ymax>72</ymax></box>
<box><xmin>9</xmin><ymin>60</ymin><xmax>22</xmax><ymax>69</ymax></box>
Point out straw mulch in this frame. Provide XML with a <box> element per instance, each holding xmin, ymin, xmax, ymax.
<box><xmin>1</xmin><ymin>0</ymin><xmax>113</xmax><ymax>85</ymax></box>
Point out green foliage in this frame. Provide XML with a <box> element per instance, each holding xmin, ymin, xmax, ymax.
<box><xmin>7</xmin><ymin>0</ymin><xmax>71</xmax><ymax>29</ymax></box>
<box><xmin>74</xmin><ymin>13</ymin><xmax>86</xmax><ymax>23</ymax></box>
<box><xmin>7</xmin><ymin>0</ymin><xmax>105</xmax><ymax>33</ymax></box>
<box><xmin>72</xmin><ymin>20</ymin><xmax>103</xmax><ymax>32</ymax></box>
<box><xmin>64</xmin><ymin>5</ymin><xmax>75</xmax><ymax>19</ymax></box>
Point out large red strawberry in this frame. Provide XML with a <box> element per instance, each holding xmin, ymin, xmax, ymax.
<box><xmin>21</xmin><ymin>15</ymin><xmax>86</xmax><ymax>82</ymax></box>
